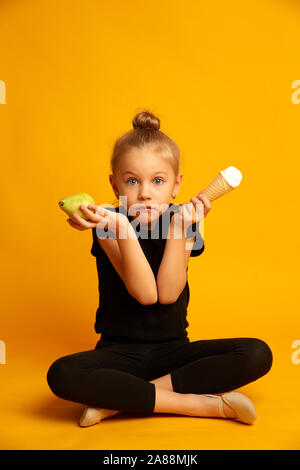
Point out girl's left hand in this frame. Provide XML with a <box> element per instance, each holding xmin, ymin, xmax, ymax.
<box><xmin>172</xmin><ymin>198</ymin><xmax>205</xmax><ymax>235</ymax></box>
<box><xmin>196</xmin><ymin>189</ymin><xmax>211</xmax><ymax>218</ymax></box>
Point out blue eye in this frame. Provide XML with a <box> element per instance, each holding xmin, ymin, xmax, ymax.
<box><xmin>127</xmin><ymin>178</ymin><xmax>136</xmax><ymax>185</ymax></box>
<box><xmin>153</xmin><ymin>178</ymin><xmax>164</xmax><ymax>184</ymax></box>
<box><xmin>126</xmin><ymin>177</ymin><xmax>164</xmax><ymax>185</ymax></box>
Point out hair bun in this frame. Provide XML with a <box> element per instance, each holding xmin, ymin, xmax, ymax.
<box><xmin>132</xmin><ymin>111</ymin><xmax>160</xmax><ymax>131</ymax></box>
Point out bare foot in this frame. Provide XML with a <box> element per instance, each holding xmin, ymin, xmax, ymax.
<box><xmin>79</xmin><ymin>406</ymin><xmax>124</xmax><ymax>427</ymax></box>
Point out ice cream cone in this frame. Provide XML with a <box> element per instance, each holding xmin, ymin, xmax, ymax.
<box><xmin>203</xmin><ymin>172</ymin><xmax>233</xmax><ymax>201</ymax></box>
<box><xmin>203</xmin><ymin>166</ymin><xmax>242</xmax><ymax>202</ymax></box>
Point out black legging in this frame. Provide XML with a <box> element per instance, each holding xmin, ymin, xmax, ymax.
<box><xmin>46</xmin><ymin>337</ymin><xmax>273</xmax><ymax>414</ymax></box>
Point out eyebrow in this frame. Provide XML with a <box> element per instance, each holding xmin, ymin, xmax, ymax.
<box><xmin>122</xmin><ymin>171</ymin><xmax>169</xmax><ymax>177</ymax></box>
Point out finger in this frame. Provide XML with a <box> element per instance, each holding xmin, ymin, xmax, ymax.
<box><xmin>81</xmin><ymin>206</ymin><xmax>108</xmax><ymax>225</ymax></box>
<box><xmin>181</xmin><ymin>204</ymin><xmax>191</xmax><ymax>217</ymax></box>
<box><xmin>191</xmin><ymin>196</ymin><xmax>204</xmax><ymax>208</ymax></box>
<box><xmin>199</xmin><ymin>192</ymin><xmax>210</xmax><ymax>204</ymax></box>
<box><xmin>70</xmin><ymin>213</ymin><xmax>81</xmax><ymax>223</ymax></box>
<box><xmin>190</xmin><ymin>197</ymin><xmax>204</xmax><ymax>218</ymax></box>
<box><xmin>196</xmin><ymin>190</ymin><xmax>206</xmax><ymax>200</ymax></box>
<box><xmin>88</xmin><ymin>205</ymin><xmax>107</xmax><ymax>217</ymax></box>
<box><xmin>67</xmin><ymin>218</ymin><xmax>84</xmax><ymax>230</ymax></box>
<box><xmin>86</xmin><ymin>204</ymin><xmax>97</xmax><ymax>213</ymax></box>
<box><xmin>185</xmin><ymin>202</ymin><xmax>194</xmax><ymax>213</ymax></box>
<box><xmin>96</xmin><ymin>218</ymin><xmax>109</xmax><ymax>230</ymax></box>
<box><xmin>197</xmin><ymin>191</ymin><xmax>211</xmax><ymax>207</ymax></box>
<box><xmin>195</xmin><ymin>203</ymin><xmax>204</xmax><ymax>219</ymax></box>
<box><xmin>189</xmin><ymin>198</ymin><xmax>199</xmax><ymax>214</ymax></box>
<box><xmin>190</xmin><ymin>196</ymin><xmax>201</xmax><ymax>205</ymax></box>
<box><xmin>188</xmin><ymin>199</ymin><xmax>199</xmax><ymax>215</ymax></box>
<box><xmin>80</xmin><ymin>205</ymin><xmax>97</xmax><ymax>218</ymax></box>
<box><xmin>71</xmin><ymin>212</ymin><xmax>93</xmax><ymax>229</ymax></box>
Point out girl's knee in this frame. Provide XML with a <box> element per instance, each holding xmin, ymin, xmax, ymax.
<box><xmin>46</xmin><ymin>356</ymin><xmax>74</xmax><ymax>398</ymax></box>
<box><xmin>242</xmin><ymin>338</ymin><xmax>273</xmax><ymax>378</ymax></box>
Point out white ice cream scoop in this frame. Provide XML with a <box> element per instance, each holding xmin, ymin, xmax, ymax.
<box><xmin>203</xmin><ymin>166</ymin><xmax>242</xmax><ymax>201</ymax></box>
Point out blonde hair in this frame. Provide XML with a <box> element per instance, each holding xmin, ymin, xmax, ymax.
<box><xmin>110</xmin><ymin>109</ymin><xmax>180</xmax><ymax>207</ymax></box>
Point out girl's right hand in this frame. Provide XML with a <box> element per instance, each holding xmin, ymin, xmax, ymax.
<box><xmin>67</xmin><ymin>204</ymin><xmax>128</xmax><ymax>234</ymax></box>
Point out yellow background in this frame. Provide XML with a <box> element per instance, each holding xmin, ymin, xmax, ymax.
<box><xmin>1</xmin><ymin>0</ymin><xmax>299</xmax><ymax>450</ymax></box>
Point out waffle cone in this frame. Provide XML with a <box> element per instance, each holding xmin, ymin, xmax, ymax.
<box><xmin>203</xmin><ymin>172</ymin><xmax>234</xmax><ymax>201</ymax></box>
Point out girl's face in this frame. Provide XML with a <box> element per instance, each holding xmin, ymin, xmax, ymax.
<box><xmin>109</xmin><ymin>146</ymin><xmax>182</xmax><ymax>227</ymax></box>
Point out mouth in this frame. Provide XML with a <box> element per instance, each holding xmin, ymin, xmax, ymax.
<box><xmin>136</xmin><ymin>205</ymin><xmax>153</xmax><ymax>212</ymax></box>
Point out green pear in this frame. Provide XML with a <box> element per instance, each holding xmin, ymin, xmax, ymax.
<box><xmin>58</xmin><ymin>192</ymin><xmax>95</xmax><ymax>221</ymax></box>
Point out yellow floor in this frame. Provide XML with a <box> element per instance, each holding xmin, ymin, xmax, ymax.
<box><xmin>1</xmin><ymin>339</ymin><xmax>299</xmax><ymax>450</ymax></box>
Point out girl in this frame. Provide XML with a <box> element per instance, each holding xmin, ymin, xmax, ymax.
<box><xmin>47</xmin><ymin>110</ymin><xmax>273</xmax><ymax>427</ymax></box>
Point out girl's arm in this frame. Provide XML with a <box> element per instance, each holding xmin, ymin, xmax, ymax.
<box><xmin>69</xmin><ymin>204</ymin><xmax>158</xmax><ymax>305</ymax></box>
<box><xmin>156</xmin><ymin>193</ymin><xmax>210</xmax><ymax>305</ymax></box>
<box><xmin>116</xmin><ymin>219</ymin><xmax>158</xmax><ymax>305</ymax></box>
<box><xmin>156</xmin><ymin>218</ymin><xmax>194</xmax><ymax>304</ymax></box>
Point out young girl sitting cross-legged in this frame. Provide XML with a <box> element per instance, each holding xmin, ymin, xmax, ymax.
<box><xmin>47</xmin><ymin>109</ymin><xmax>273</xmax><ymax>427</ymax></box>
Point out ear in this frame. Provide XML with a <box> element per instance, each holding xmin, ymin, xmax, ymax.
<box><xmin>109</xmin><ymin>174</ymin><xmax>119</xmax><ymax>197</ymax></box>
<box><xmin>172</xmin><ymin>173</ymin><xmax>183</xmax><ymax>197</ymax></box>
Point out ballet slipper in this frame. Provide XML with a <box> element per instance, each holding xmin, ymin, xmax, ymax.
<box><xmin>203</xmin><ymin>391</ymin><xmax>257</xmax><ymax>425</ymax></box>
<box><xmin>79</xmin><ymin>406</ymin><xmax>123</xmax><ymax>427</ymax></box>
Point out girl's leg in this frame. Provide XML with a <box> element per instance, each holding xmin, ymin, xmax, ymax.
<box><xmin>79</xmin><ymin>372</ymin><xmax>181</xmax><ymax>426</ymax></box>
<box><xmin>47</xmin><ymin>338</ymin><xmax>272</xmax><ymax>426</ymax></box>
<box><xmin>47</xmin><ymin>354</ymin><xmax>156</xmax><ymax>414</ymax></box>
<box><xmin>150</xmin><ymin>373</ymin><xmax>173</xmax><ymax>391</ymax></box>
<box><xmin>46</xmin><ymin>351</ymin><xmax>213</xmax><ymax>415</ymax></box>
<box><xmin>148</xmin><ymin>384</ymin><xmax>237</xmax><ymax>418</ymax></box>
<box><xmin>80</xmin><ymin>370</ymin><xmax>231</xmax><ymax>427</ymax></box>
<box><xmin>46</xmin><ymin>349</ymin><xmax>235</xmax><ymax>426</ymax></box>
<box><xmin>145</xmin><ymin>337</ymin><xmax>272</xmax><ymax>422</ymax></box>
<box><xmin>166</xmin><ymin>337</ymin><xmax>273</xmax><ymax>395</ymax></box>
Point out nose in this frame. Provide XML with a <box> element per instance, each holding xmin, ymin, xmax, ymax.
<box><xmin>138</xmin><ymin>183</ymin><xmax>152</xmax><ymax>200</ymax></box>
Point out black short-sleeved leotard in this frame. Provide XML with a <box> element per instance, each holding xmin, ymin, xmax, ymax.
<box><xmin>91</xmin><ymin>203</ymin><xmax>205</xmax><ymax>344</ymax></box>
